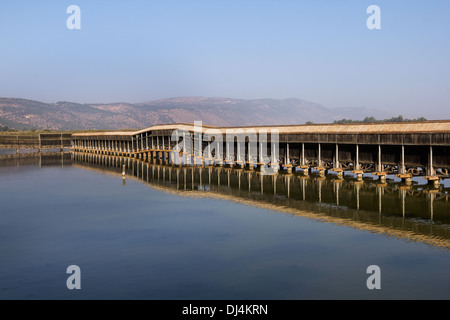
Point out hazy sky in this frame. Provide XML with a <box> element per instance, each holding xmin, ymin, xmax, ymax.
<box><xmin>0</xmin><ymin>1</ymin><xmax>449</xmax><ymax>118</ymax></box>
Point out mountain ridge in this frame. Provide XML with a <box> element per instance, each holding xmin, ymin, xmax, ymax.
<box><xmin>0</xmin><ymin>96</ymin><xmax>392</xmax><ymax>131</ymax></box>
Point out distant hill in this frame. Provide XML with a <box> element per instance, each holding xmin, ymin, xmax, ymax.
<box><xmin>0</xmin><ymin>96</ymin><xmax>392</xmax><ymax>130</ymax></box>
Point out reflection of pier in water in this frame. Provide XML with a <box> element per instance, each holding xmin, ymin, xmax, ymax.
<box><xmin>0</xmin><ymin>152</ymin><xmax>72</xmax><ymax>168</ymax></box>
<box><xmin>71</xmin><ymin>152</ymin><xmax>450</xmax><ymax>250</ymax></box>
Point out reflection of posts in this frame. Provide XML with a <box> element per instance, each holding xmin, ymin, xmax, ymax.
<box><xmin>301</xmin><ymin>178</ymin><xmax>306</xmax><ymax>201</ymax></box>
<box><xmin>286</xmin><ymin>175</ymin><xmax>290</xmax><ymax>198</ymax></box>
<box><xmin>318</xmin><ymin>179</ymin><xmax>322</xmax><ymax>205</ymax></box>
<box><xmin>355</xmin><ymin>182</ymin><xmax>361</xmax><ymax>210</ymax></box>
<box><xmin>430</xmin><ymin>192</ymin><xmax>434</xmax><ymax>221</ymax></box>
<box><xmin>273</xmin><ymin>175</ymin><xmax>276</xmax><ymax>195</ymax></box>
<box><xmin>238</xmin><ymin>170</ymin><xmax>241</xmax><ymax>190</ymax></box>
<box><xmin>121</xmin><ymin>162</ymin><xmax>127</xmax><ymax>182</ymax></box>
<box><xmin>260</xmin><ymin>174</ymin><xmax>263</xmax><ymax>194</ymax></box>
<box><xmin>208</xmin><ymin>167</ymin><xmax>212</xmax><ymax>186</ymax></box>
<box><xmin>217</xmin><ymin>167</ymin><xmax>221</xmax><ymax>188</ymax></box>
<box><xmin>401</xmin><ymin>188</ymin><xmax>406</xmax><ymax>218</ymax></box>
<box><xmin>335</xmin><ymin>179</ymin><xmax>340</xmax><ymax>207</ymax></box>
<box><xmin>377</xmin><ymin>185</ymin><xmax>384</xmax><ymax>214</ymax></box>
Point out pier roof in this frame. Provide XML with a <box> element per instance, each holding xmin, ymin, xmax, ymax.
<box><xmin>72</xmin><ymin>120</ymin><xmax>450</xmax><ymax>137</ymax></box>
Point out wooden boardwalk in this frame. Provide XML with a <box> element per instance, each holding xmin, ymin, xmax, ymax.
<box><xmin>71</xmin><ymin>120</ymin><xmax>450</xmax><ymax>185</ymax></box>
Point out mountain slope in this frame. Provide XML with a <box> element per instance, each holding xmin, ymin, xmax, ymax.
<box><xmin>0</xmin><ymin>97</ymin><xmax>391</xmax><ymax>130</ymax></box>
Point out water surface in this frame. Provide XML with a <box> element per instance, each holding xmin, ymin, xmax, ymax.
<box><xmin>0</xmin><ymin>152</ymin><xmax>449</xmax><ymax>299</ymax></box>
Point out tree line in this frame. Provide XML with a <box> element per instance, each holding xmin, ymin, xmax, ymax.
<box><xmin>332</xmin><ymin>115</ymin><xmax>427</xmax><ymax>124</ymax></box>
<box><xmin>0</xmin><ymin>125</ymin><xmax>13</xmax><ymax>132</ymax></box>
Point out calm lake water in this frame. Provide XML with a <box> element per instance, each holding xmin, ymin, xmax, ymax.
<box><xmin>0</xmin><ymin>151</ymin><xmax>449</xmax><ymax>299</ymax></box>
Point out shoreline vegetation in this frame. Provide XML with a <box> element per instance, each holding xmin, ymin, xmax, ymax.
<box><xmin>304</xmin><ymin>115</ymin><xmax>427</xmax><ymax>125</ymax></box>
<box><xmin>332</xmin><ymin>115</ymin><xmax>427</xmax><ymax>124</ymax></box>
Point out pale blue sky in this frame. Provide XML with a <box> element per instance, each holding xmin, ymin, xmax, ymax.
<box><xmin>0</xmin><ymin>1</ymin><xmax>449</xmax><ymax>117</ymax></box>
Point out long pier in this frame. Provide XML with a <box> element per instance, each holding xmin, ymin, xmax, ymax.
<box><xmin>71</xmin><ymin>120</ymin><xmax>450</xmax><ymax>186</ymax></box>
<box><xmin>0</xmin><ymin>133</ymin><xmax>72</xmax><ymax>153</ymax></box>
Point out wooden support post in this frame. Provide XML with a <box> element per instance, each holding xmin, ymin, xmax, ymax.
<box><xmin>335</xmin><ymin>143</ymin><xmax>339</xmax><ymax>169</ymax></box>
<box><xmin>318</xmin><ymin>143</ymin><xmax>321</xmax><ymax>167</ymax></box>
<box><xmin>237</xmin><ymin>141</ymin><xmax>240</xmax><ymax>163</ymax></box>
<box><xmin>355</xmin><ymin>144</ymin><xmax>360</xmax><ymax>171</ymax></box>
<box><xmin>286</xmin><ymin>143</ymin><xmax>290</xmax><ymax>165</ymax></box>
<box><xmin>400</xmin><ymin>145</ymin><xmax>405</xmax><ymax>174</ymax></box>
<box><xmin>271</xmin><ymin>140</ymin><xmax>278</xmax><ymax>169</ymax></box>
<box><xmin>378</xmin><ymin>144</ymin><xmax>382</xmax><ymax>172</ymax></box>
<box><xmin>428</xmin><ymin>145</ymin><xmax>435</xmax><ymax>176</ymax></box>
<box><xmin>226</xmin><ymin>141</ymin><xmax>231</xmax><ymax>165</ymax></box>
<box><xmin>258</xmin><ymin>141</ymin><xmax>263</xmax><ymax>167</ymax></box>
<box><xmin>301</xmin><ymin>143</ymin><xmax>305</xmax><ymax>166</ymax></box>
<box><xmin>285</xmin><ymin>143</ymin><xmax>292</xmax><ymax>173</ymax></box>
